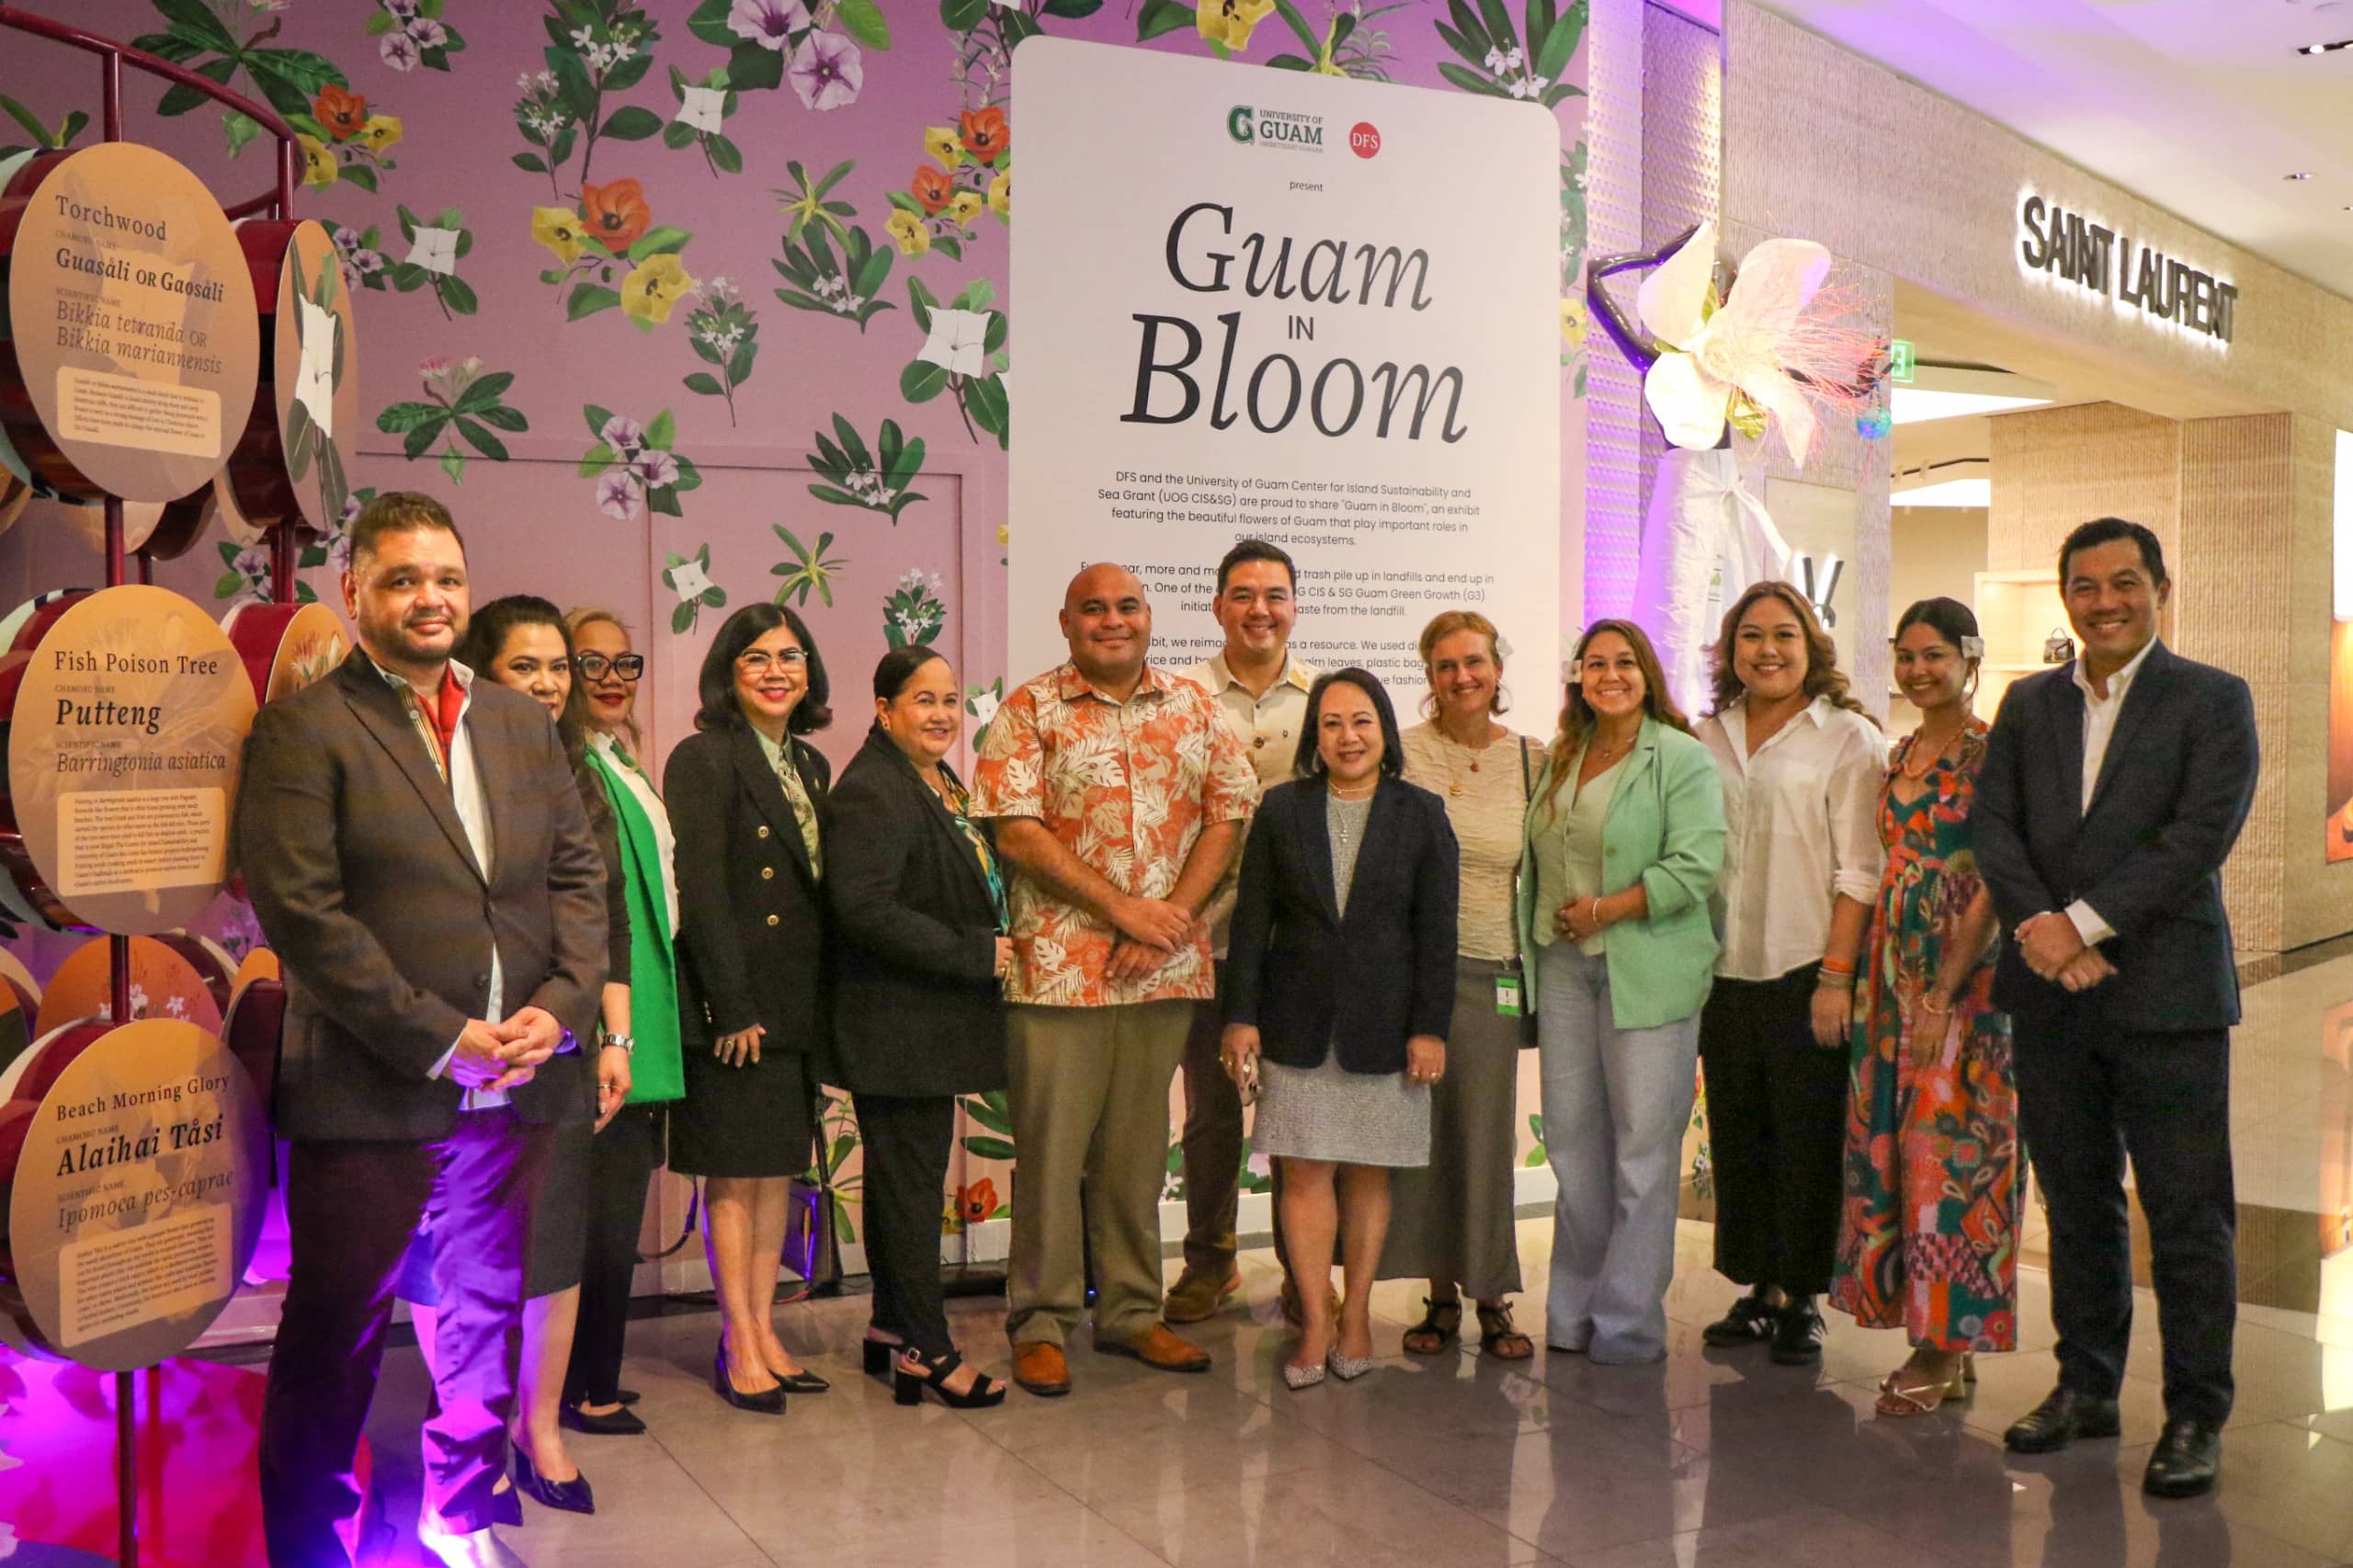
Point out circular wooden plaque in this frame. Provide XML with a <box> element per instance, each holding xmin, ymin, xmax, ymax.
<box><xmin>3</xmin><ymin>144</ymin><xmax>260</xmax><ymax>503</ymax></box>
<box><xmin>2</xmin><ymin>1018</ymin><xmax>268</xmax><ymax>1369</ymax></box>
<box><xmin>36</xmin><ymin>934</ymin><xmax>224</xmax><ymax>1040</ymax></box>
<box><xmin>6</xmin><ymin>585</ymin><xmax>257</xmax><ymax>935</ymax></box>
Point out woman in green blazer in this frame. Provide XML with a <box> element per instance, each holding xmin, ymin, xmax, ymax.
<box><xmin>1517</xmin><ymin>619</ymin><xmax>1725</xmax><ymax>1363</ymax></box>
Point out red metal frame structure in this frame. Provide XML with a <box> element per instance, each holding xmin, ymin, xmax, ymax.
<box><xmin>0</xmin><ymin>10</ymin><xmax>306</xmax><ymax>1563</ymax></box>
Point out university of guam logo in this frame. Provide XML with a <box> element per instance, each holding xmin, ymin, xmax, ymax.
<box><xmin>1228</xmin><ymin>106</ymin><xmax>1256</xmax><ymax>143</ymax></box>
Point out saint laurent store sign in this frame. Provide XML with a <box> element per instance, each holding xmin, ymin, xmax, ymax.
<box><xmin>2017</xmin><ymin>192</ymin><xmax>2237</xmax><ymax>347</ymax></box>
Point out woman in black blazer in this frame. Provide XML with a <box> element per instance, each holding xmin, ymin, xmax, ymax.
<box><xmin>1223</xmin><ymin>668</ymin><xmax>1459</xmax><ymax>1390</ymax></box>
<box><xmin>665</xmin><ymin>602</ymin><xmax>834</xmax><ymax>1414</ymax></box>
<box><xmin>825</xmin><ymin>644</ymin><xmax>1013</xmax><ymax>1411</ymax></box>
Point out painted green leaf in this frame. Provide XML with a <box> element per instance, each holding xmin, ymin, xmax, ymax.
<box><xmin>602</xmin><ymin>105</ymin><xmax>663</xmax><ymax>142</ymax></box>
<box><xmin>941</xmin><ymin>0</ymin><xmax>990</xmax><ymax>32</ymax></box>
<box><xmin>962</xmin><ymin>1135</ymin><xmax>1015</xmax><ymax>1161</ymax></box>
<box><xmin>900</xmin><ymin>361</ymin><xmax>948</xmax><ymax>403</ymax></box>
<box><xmin>709</xmin><ymin>135</ymin><xmax>743</xmax><ymax>175</ymax></box>
<box><xmin>684</xmin><ymin>371</ymin><xmax>724</xmax><ymax>396</ymax></box>
<box><xmin>628</xmin><ymin>225</ymin><xmax>694</xmax><ymax>261</ymax></box>
<box><xmin>1136</xmin><ymin>0</ymin><xmax>1195</xmax><ymax>40</ymax></box>
<box><xmin>835</xmin><ymin>0</ymin><xmax>892</xmax><ymax>50</ymax></box>
<box><xmin>567</xmin><ymin>283</ymin><xmax>622</xmax><ymax>320</ymax></box>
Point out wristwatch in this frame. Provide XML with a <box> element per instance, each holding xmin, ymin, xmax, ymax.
<box><xmin>605</xmin><ymin>1033</ymin><xmax>636</xmax><ymax>1055</ymax></box>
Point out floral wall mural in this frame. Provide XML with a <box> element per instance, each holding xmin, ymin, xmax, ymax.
<box><xmin>2</xmin><ymin>0</ymin><xmax>1588</xmax><ymax>1260</ymax></box>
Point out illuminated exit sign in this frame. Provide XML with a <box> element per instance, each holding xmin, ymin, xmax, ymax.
<box><xmin>1889</xmin><ymin>340</ymin><xmax>1915</xmax><ymax>382</ymax></box>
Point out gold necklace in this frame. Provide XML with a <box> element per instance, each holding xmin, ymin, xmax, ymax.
<box><xmin>1438</xmin><ymin>723</ymin><xmax>1496</xmax><ymax>797</ymax></box>
<box><xmin>1902</xmin><ymin>723</ymin><xmax>1965</xmax><ymax>779</ymax></box>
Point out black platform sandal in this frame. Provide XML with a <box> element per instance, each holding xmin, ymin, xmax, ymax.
<box><xmin>893</xmin><ymin>1347</ymin><xmax>1008</xmax><ymax>1410</ymax></box>
<box><xmin>863</xmin><ymin>1331</ymin><xmax>905</xmax><ymax>1379</ymax></box>
<box><xmin>1403</xmin><ymin>1296</ymin><xmax>1463</xmax><ymax>1356</ymax></box>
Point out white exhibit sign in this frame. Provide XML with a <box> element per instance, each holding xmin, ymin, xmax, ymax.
<box><xmin>1012</xmin><ymin>39</ymin><xmax>1563</xmax><ymax>696</ymax></box>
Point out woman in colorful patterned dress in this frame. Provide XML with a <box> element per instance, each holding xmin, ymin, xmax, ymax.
<box><xmin>1831</xmin><ymin>597</ymin><xmax>2019</xmax><ymax>1415</ymax></box>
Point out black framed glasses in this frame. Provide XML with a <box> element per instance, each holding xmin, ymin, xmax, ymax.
<box><xmin>576</xmin><ymin>653</ymin><xmax>644</xmax><ymax>682</ymax></box>
<box><xmin>737</xmin><ymin>648</ymin><xmax>807</xmax><ymax>676</ymax></box>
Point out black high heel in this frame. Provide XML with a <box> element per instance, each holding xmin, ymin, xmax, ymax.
<box><xmin>710</xmin><ymin>1347</ymin><xmax>786</xmax><ymax>1415</ymax></box>
<box><xmin>892</xmin><ymin>1347</ymin><xmax>1007</xmax><ymax>1410</ymax></box>
<box><xmin>862</xmin><ymin>1333</ymin><xmax>905</xmax><ymax>1379</ymax></box>
<box><xmin>512</xmin><ymin>1445</ymin><xmax>596</xmax><ymax>1515</ymax></box>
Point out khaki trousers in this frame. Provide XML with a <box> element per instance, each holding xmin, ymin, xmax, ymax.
<box><xmin>1006</xmin><ymin>1000</ymin><xmax>1194</xmax><ymax>1346</ymax></box>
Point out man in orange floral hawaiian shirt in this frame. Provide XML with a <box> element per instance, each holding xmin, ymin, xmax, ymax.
<box><xmin>973</xmin><ymin>562</ymin><xmax>1257</xmax><ymax>1397</ymax></box>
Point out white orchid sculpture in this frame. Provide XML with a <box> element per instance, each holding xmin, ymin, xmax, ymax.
<box><xmin>1635</xmin><ymin>221</ymin><xmax>1876</xmax><ymax>469</ymax></box>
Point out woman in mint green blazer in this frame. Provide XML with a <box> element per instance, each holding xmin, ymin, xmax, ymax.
<box><xmin>1517</xmin><ymin>619</ymin><xmax>1725</xmax><ymax>1363</ymax></box>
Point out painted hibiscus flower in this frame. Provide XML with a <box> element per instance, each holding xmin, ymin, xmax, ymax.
<box><xmin>580</xmin><ymin>178</ymin><xmax>653</xmax><ymax>254</ymax></box>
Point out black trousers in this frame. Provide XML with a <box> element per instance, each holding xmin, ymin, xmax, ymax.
<box><xmin>562</xmin><ymin>1103</ymin><xmax>666</xmax><ymax>1408</ymax></box>
<box><xmin>855</xmin><ymin>1092</ymin><xmax>958</xmax><ymax>1358</ymax></box>
<box><xmin>262</xmin><ymin>1110</ymin><xmax>551</xmax><ymax>1567</ymax></box>
<box><xmin>1698</xmin><ymin>966</ymin><xmax>1847</xmax><ymax>1298</ymax></box>
<box><xmin>2014</xmin><ymin>998</ymin><xmax>2234</xmax><ymax>1425</ymax></box>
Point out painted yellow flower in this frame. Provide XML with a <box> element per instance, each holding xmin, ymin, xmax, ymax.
<box><xmin>946</xmin><ymin>190</ymin><xmax>984</xmax><ymax>226</ymax></box>
<box><xmin>620</xmin><ymin>253</ymin><xmax>698</xmax><ymax>325</ymax></box>
<box><xmin>987</xmin><ymin>168</ymin><xmax>1012</xmax><ymax>221</ymax></box>
<box><xmin>1197</xmin><ymin>0</ymin><xmax>1277</xmax><ymax>51</ymax></box>
<box><xmin>885</xmin><ymin>209</ymin><xmax>930</xmax><ymax>257</ymax></box>
<box><xmin>922</xmin><ymin>126</ymin><xmax>964</xmax><ymax>170</ymax></box>
<box><xmin>531</xmin><ymin>206</ymin><xmax>587</xmax><ymax>268</ymax></box>
<box><xmin>297</xmin><ymin>133</ymin><xmax>336</xmax><ymax>189</ymax></box>
<box><xmin>358</xmin><ymin>114</ymin><xmax>403</xmax><ymax>153</ymax></box>
<box><xmin>1559</xmin><ymin>294</ymin><xmax>1588</xmax><ymax>347</ymax></box>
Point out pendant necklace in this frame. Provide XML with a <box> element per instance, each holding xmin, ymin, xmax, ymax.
<box><xmin>1441</xmin><ymin>725</ymin><xmax>1495</xmax><ymax>798</ymax></box>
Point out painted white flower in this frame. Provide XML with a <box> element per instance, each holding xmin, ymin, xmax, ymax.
<box><xmin>668</xmin><ymin>557</ymin><xmax>716</xmax><ymax>601</ymax></box>
<box><xmin>1484</xmin><ymin>47</ymin><xmax>1505</xmax><ymax>71</ymax></box>
<box><xmin>381</xmin><ymin>30</ymin><xmax>421</xmax><ymax>69</ymax></box>
<box><xmin>917</xmin><ymin>308</ymin><xmax>994</xmax><ymax>377</ymax></box>
<box><xmin>676</xmin><ymin>85</ymin><xmax>728</xmax><ymax>135</ymax></box>
<box><xmin>1506</xmin><ymin>46</ymin><xmax>1525</xmax><ymax>68</ymax></box>
<box><xmin>407</xmin><ymin>17</ymin><xmax>449</xmax><ymax>48</ymax></box>
<box><xmin>517</xmin><ymin>71</ymin><xmax>536</xmax><ymax>88</ymax></box>
<box><xmin>421</xmin><ymin>355</ymin><xmax>483</xmax><ymax>401</ymax></box>
<box><xmin>599</xmin><ymin>414</ymin><xmax>645</xmax><ymax>451</ymax></box>
<box><xmin>405</xmin><ymin>225</ymin><xmax>460</xmax><ymax>277</ymax></box>
<box><xmin>998</xmin><ymin>369</ymin><xmax>1012</xmax><ymax>403</ymax></box>
<box><xmin>631</xmin><ymin>449</ymin><xmax>680</xmax><ymax>489</ymax></box>
<box><xmin>969</xmin><ymin>687</ymin><xmax>1001</xmax><ymax>727</ymax></box>
<box><xmin>570</xmin><ymin>25</ymin><xmax>596</xmax><ymax>46</ymax></box>
<box><xmin>596</xmin><ymin>472</ymin><xmax>643</xmax><ymax>520</ymax></box>
<box><xmin>293</xmin><ymin>297</ymin><xmax>339</xmax><ymax>439</ymax></box>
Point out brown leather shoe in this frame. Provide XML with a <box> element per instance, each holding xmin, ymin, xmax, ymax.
<box><xmin>1164</xmin><ymin>1267</ymin><xmax>1243</xmax><ymax>1324</ymax></box>
<box><xmin>1010</xmin><ymin>1340</ymin><xmax>1071</xmax><ymax>1397</ymax></box>
<box><xmin>1097</xmin><ymin>1322</ymin><xmax>1212</xmax><ymax>1373</ymax></box>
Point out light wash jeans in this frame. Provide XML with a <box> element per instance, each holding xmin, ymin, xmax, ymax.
<box><xmin>1536</xmin><ymin>941</ymin><xmax>1701</xmax><ymax>1363</ymax></box>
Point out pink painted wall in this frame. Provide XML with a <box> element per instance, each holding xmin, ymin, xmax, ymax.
<box><xmin>1</xmin><ymin>0</ymin><xmax>1590</xmax><ymax>1240</ymax></box>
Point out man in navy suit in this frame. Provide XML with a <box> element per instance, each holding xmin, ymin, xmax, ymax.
<box><xmin>1973</xmin><ymin>517</ymin><xmax>2257</xmax><ymax>1498</ymax></box>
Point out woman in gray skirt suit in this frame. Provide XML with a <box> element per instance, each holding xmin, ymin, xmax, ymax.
<box><xmin>1222</xmin><ymin>669</ymin><xmax>1460</xmax><ymax>1391</ymax></box>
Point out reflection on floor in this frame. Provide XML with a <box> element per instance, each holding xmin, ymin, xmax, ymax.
<box><xmin>331</xmin><ymin>1216</ymin><xmax>2353</xmax><ymax>1568</ymax></box>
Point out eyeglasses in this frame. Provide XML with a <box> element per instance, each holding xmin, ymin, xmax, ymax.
<box><xmin>575</xmin><ymin>653</ymin><xmax>644</xmax><ymax>682</ymax></box>
<box><xmin>737</xmin><ymin>648</ymin><xmax>807</xmax><ymax>675</ymax></box>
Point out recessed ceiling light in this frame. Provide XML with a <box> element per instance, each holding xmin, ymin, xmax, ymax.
<box><xmin>1890</xmin><ymin>477</ymin><xmax>1992</xmax><ymax>509</ymax></box>
<box><xmin>2296</xmin><ymin>38</ymin><xmax>2353</xmax><ymax>53</ymax></box>
<box><xmin>2288</xmin><ymin>171</ymin><xmax>2316</xmax><ymax>180</ymax></box>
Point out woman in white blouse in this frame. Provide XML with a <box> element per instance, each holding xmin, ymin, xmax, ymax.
<box><xmin>1693</xmin><ymin>581</ymin><xmax>1886</xmax><ymax>1366</ymax></box>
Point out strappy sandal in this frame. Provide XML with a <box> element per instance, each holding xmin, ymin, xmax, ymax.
<box><xmin>1875</xmin><ymin>1358</ymin><xmax>1966</xmax><ymax>1417</ymax></box>
<box><xmin>1474</xmin><ymin>1301</ymin><xmax>1535</xmax><ymax>1360</ymax></box>
<box><xmin>892</xmin><ymin>1347</ymin><xmax>1008</xmax><ymax>1410</ymax></box>
<box><xmin>1402</xmin><ymin>1296</ymin><xmax>1462</xmax><ymax>1356</ymax></box>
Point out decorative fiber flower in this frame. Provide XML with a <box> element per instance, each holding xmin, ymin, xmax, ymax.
<box><xmin>630</xmin><ymin>449</ymin><xmax>680</xmax><ymax>489</ymax></box>
<box><xmin>923</xmin><ymin>127</ymin><xmax>964</xmax><ymax>170</ymax></box>
<box><xmin>620</xmin><ymin>254</ymin><xmax>699</xmax><ymax>325</ymax></box>
<box><xmin>580</xmin><ymin>179</ymin><xmax>653</xmax><ymax>254</ymax></box>
<box><xmin>729</xmin><ymin>0</ymin><xmax>809</xmax><ymax>48</ymax></box>
<box><xmin>596</xmin><ymin>471</ymin><xmax>643</xmax><ymax>520</ymax></box>
<box><xmin>910</xmin><ymin>165</ymin><xmax>955</xmax><ymax>215</ymax></box>
<box><xmin>1636</xmin><ymin>220</ymin><xmax>1880</xmax><ymax>467</ymax></box>
<box><xmin>988</xmin><ymin>169</ymin><xmax>1012</xmax><ymax>221</ymax></box>
<box><xmin>790</xmin><ymin>31</ymin><xmax>863</xmax><ymax>112</ymax></box>
<box><xmin>358</xmin><ymin>114</ymin><xmax>403</xmax><ymax>153</ymax></box>
<box><xmin>297</xmin><ymin>134</ymin><xmax>336</xmax><ymax>189</ymax></box>
<box><xmin>313</xmin><ymin>85</ymin><xmax>369</xmax><ymax>141</ymax></box>
<box><xmin>946</xmin><ymin>191</ymin><xmax>984</xmax><ymax>226</ymax></box>
<box><xmin>531</xmin><ymin>206</ymin><xmax>587</xmax><ymax>267</ymax></box>
<box><xmin>958</xmin><ymin>106</ymin><xmax>1009</xmax><ymax>163</ymax></box>
<box><xmin>380</xmin><ymin>31</ymin><xmax>421</xmax><ymax>71</ymax></box>
<box><xmin>885</xmin><ymin>210</ymin><xmax>930</xmax><ymax>257</ymax></box>
<box><xmin>407</xmin><ymin>17</ymin><xmax>448</xmax><ymax>48</ymax></box>
<box><xmin>600</xmin><ymin>414</ymin><xmax>646</xmax><ymax>450</ymax></box>
<box><xmin>1196</xmin><ymin>0</ymin><xmax>1277</xmax><ymax>51</ymax></box>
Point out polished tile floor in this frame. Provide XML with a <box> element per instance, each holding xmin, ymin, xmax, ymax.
<box><xmin>352</xmin><ymin>1216</ymin><xmax>2353</xmax><ymax>1568</ymax></box>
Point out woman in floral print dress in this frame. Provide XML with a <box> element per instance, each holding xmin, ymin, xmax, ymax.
<box><xmin>1831</xmin><ymin>598</ymin><xmax>2020</xmax><ymax>1416</ymax></box>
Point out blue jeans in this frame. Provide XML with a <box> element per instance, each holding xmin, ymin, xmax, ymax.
<box><xmin>1536</xmin><ymin>943</ymin><xmax>1700</xmax><ymax>1363</ymax></box>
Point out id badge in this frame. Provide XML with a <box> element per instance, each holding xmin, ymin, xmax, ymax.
<box><xmin>1495</xmin><ymin>973</ymin><xmax>1524</xmax><ymax>1017</ymax></box>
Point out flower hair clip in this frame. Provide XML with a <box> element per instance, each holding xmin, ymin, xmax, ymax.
<box><xmin>1961</xmin><ymin>635</ymin><xmax>1986</xmax><ymax>659</ymax></box>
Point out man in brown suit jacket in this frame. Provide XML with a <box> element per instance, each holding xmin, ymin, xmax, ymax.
<box><xmin>237</xmin><ymin>493</ymin><xmax>606</xmax><ymax>1568</ymax></box>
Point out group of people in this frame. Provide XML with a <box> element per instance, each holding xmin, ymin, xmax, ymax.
<box><xmin>236</xmin><ymin>494</ymin><xmax>2258</xmax><ymax>1568</ymax></box>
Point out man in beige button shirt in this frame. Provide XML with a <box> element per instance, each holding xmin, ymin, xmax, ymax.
<box><xmin>1166</xmin><ymin>540</ymin><xmax>1321</xmax><ymax>1325</ymax></box>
